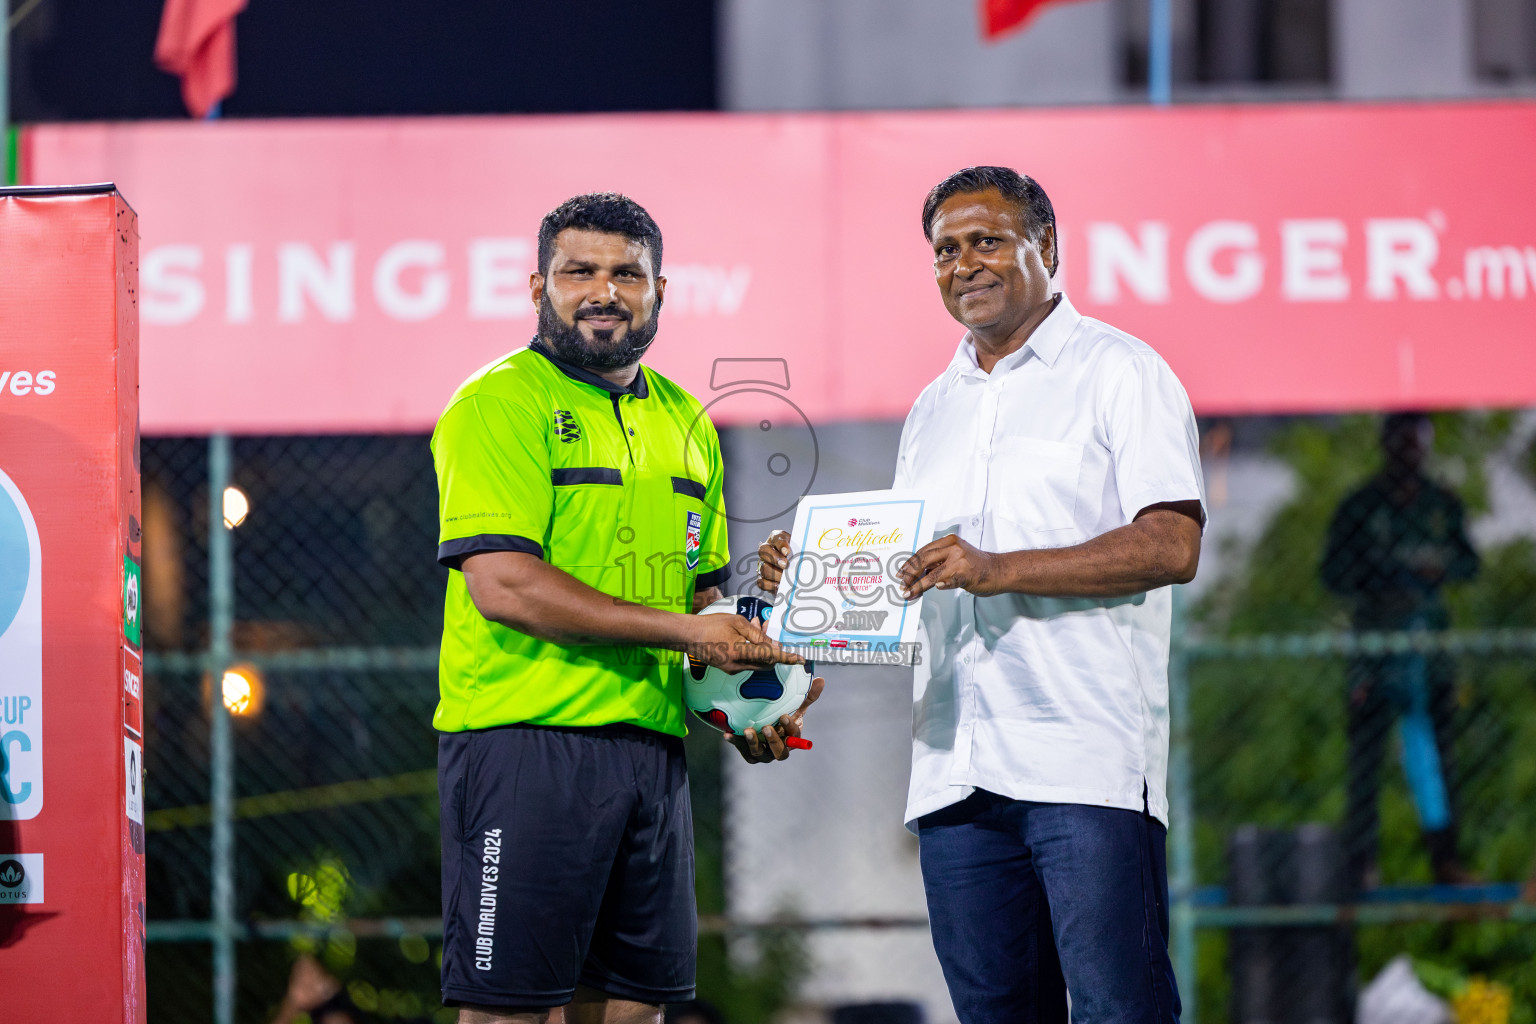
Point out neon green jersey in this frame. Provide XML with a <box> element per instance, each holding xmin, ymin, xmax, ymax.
<box><xmin>431</xmin><ymin>341</ymin><xmax>731</xmax><ymax>736</ymax></box>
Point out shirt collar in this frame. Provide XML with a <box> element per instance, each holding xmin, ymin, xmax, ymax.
<box><xmin>945</xmin><ymin>291</ymin><xmax>1081</xmax><ymax>381</ymax></box>
<box><xmin>530</xmin><ymin>338</ymin><xmax>650</xmax><ymax>398</ymax></box>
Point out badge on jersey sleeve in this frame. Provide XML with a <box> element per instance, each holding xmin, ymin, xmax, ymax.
<box><xmin>684</xmin><ymin>511</ymin><xmax>702</xmax><ymax>571</ymax></box>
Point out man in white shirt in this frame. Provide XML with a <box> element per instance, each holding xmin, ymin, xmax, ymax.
<box><xmin>759</xmin><ymin>166</ymin><xmax>1205</xmax><ymax>1023</ymax></box>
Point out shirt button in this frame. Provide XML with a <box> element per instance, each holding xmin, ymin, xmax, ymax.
<box><xmin>971</xmin><ymin>516</ymin><xmax>981</xmax><ymax>527</ymax></box>
<box><xmin>962</xmin><ymin>654</ymin><xmax>972</xmax><ymax>665</ymax></box>
<box><xmin>980</xmin><ymin>449</ymin><xmax>991</xmax><ymax>459</ymax></box>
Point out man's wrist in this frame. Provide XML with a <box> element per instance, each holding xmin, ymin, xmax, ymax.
<box><xmin>651</xmin><ymin>606</ymin><xmax>702</xmax><ymax>651</ymax></box>
<box><xmin>984</xmin><ymin>548</ymin><xmax>1028</xmax><ymax>595</ymax></box>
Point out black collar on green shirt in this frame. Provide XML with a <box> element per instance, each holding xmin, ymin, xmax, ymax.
<box><xmin>529</xmin><ymin>339</ymin><xmax>650</xmax><ymax>399</ymax></box>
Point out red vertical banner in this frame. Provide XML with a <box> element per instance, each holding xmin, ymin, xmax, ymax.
<box><xmin>0</xmin><ymin>185</ymin><xmax>144</xmax><ymax>1023</ymax></box>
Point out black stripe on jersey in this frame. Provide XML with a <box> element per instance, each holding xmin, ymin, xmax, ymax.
<box><xmin>438</xmin><ymin>534</ymin><xmax>543</xmax><ymax>570</ymax></box>
<box><xmin>695</xmin><ymin>566</ymin><xmax>730</xmax><ymax>591</ymax></box>
<box><xmin>670</xmin><ymin>477</ymin><xmax>706</xmax><ymax>500</ymax></box>
<box><xmin>551</xmin><ymin>467</ymin><xmax>623</xmax><ymax>486</ymax></box>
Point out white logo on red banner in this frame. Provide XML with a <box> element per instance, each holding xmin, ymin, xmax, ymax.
<box><xmin>0</xmin><ymin>853</ymin><xmax>44</xmax><ymax>904</ymax></box>
<box><xmin>124</xmin><ymin>737</ymin><xmax>144</xmax><ymax>826</ymax></box>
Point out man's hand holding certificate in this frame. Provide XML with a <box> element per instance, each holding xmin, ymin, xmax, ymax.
<box><xmin>756</xmin><ymin>489</ymin><xmax>930</xmax><ymax>666</ymax></box>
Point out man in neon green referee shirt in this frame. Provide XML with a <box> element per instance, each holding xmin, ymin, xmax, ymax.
<box><xmin>432</xmin><ymin>193</ymin><xmax>822</xmax><ymax>1024</ymax></box>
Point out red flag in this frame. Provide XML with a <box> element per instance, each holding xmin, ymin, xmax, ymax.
<box><xmin>154</xmin><ymin>0</ymin><xmax>247</xmax><ymax>118</ymax></box>
<box><xmin>980</xmin><ymin>0</ymin><xmax>1083</xmax><ymax>40</ymax></box>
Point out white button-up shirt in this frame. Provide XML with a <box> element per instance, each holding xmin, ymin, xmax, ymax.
<box><xmin>895</xmin><ymin>292</ymin><xmax>1205</xmax><ymax>830</ymax></box>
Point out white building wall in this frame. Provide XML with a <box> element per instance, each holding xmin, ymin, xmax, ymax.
<box><xmin>724</xmin><ymin>0</ymin><xmax>1506</xmax><ymax>110</ymax></box>
<box><xmin>1334</xmin><ymin>0</ymin><xmax>1477</xmax><ymax>98</ymax></box>
<box><xmin>721</xmin><ymin>0</ymin><xmax>1121</xmax><ymax>110</ymax></box>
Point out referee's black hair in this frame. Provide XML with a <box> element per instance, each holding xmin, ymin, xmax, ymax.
<box><xmin>921</xmin><ymin>166</ymin><xmax>1058</xmax><ymax>276</ymax></box>
<box><xmin>538</xmin><ymin>193</ymin><xmax>663</xmax><ymax>277</ymax></box>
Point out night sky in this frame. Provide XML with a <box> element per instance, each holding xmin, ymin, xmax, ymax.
<box><xmin>9</xmin><ymin>0</ymin><xmax>718</xmax><ymax>121</ymax></box>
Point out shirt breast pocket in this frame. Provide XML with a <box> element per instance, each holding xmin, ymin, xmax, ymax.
<box><xmin>991</xmin><ymin>437</ymin><xmax>1084</xmax><ymax>539</ymax></box>
<box><xmin>548</xmin><ymin>467</ymin><xmax>626</xmax><ymax>586</ymax></box>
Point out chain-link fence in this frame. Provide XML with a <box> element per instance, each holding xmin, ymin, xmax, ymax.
<box><xmin>141</xmin><ymin>435</ymin><xmax>447</xmax><ymax>1023</ymax></box>
<box><xmin>1175</xmin><ymin>411</ymin><xmax>1536</xmax><ymax>1024</ymax></box>
<box><xmin>138</xmin><ymin>411</ymin><xmax>1536</xmax><ymax>1024</ymax></box>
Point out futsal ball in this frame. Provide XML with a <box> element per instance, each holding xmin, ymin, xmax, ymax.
<box><xmin>684</xmin><ymin>594</ymin><xmax>814</xmax><ymax>735</ymax></box>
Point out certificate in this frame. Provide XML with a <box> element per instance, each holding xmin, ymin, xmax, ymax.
<box><xmin>764</xmin><ymin>489</ymin><xmax>929</xmax><ymax>667</ymax></box>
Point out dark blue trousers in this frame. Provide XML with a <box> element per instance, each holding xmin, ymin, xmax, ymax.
<box><xmin>918</xmin><ymin>790</ymin><xmax>1181</xmax><ymax>1024</ymax></box>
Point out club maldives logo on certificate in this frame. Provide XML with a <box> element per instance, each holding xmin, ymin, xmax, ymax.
<box><xmin>765</xmin><ymin>489</ymin><xmax>929</xmax><ymax>666</ymax></box>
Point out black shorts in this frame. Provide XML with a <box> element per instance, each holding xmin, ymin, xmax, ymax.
<box><xmin>438</xmin><ymin>722</ymin><xmax>696</xmax><ymax>1009</ymax></box>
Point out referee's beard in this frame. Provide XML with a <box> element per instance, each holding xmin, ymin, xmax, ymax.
<box><xmin>538</xmin><ymin>293</ymin><xmax>663</xmax><ymax>372</ymax></box>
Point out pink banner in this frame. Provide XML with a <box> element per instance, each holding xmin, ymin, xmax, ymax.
<box><xmin>26</xmin><ymin>103</ymin><xmax>1536</xmax><ymax>434</ymax></box>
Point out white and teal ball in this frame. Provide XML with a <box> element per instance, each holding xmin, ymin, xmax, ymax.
<box><xmin>684</xmin><ymin>595</ymin><xmax>814</xmax><ymax>735</ymax></box>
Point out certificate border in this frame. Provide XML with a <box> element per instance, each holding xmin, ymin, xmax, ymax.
<box><xmin>778</xmin><ymin>495</ymin><xmax>927</xmax><ymax>651</ymax></box>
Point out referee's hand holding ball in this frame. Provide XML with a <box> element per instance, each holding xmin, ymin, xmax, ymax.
<box><xmin>682</xmin><ymin>605</ymin><xmax>797</xmax><ymax>674</ymax></box>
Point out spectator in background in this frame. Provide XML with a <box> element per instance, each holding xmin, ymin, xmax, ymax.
<box><xmin>1323</xmin><ymin>412</ymin><xmax>1479</xmax><ymax>889</ymax></box>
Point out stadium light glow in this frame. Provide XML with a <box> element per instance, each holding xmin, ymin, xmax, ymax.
<box><xmin>222</xmin><ymin>485</ymin><xmax>250</xmax><ymax>529</ymax></box>
<box><xmin>220</xmin><ymin>664</ymin><xmax>264</xmax><ymax>716</ymax></box>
